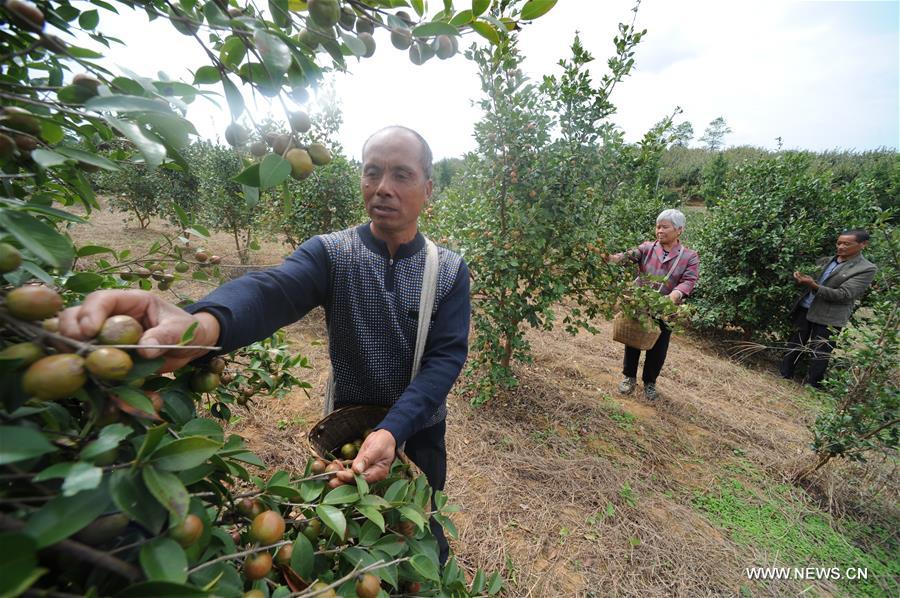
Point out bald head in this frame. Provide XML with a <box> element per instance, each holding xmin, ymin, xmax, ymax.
<box><xmin>362</xmin><ymin>126</ymin><xmax>433</xmax><ymax>180</ymax></box>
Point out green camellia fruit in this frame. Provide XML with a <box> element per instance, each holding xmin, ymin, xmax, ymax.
<box><xmin>288</xmin><ymin>111</ymin><xmax>311</xmax><ymax>133</ymax></box>
<box><xmin>0</xmin><ymin>342</ymin><xmax>44</xmax><ymax>367</ymax></box>
<box><xmin>249</xmin><ymin>510</ymin><xmax>286</xmax><ymax>545</ymax></box>
<box><xmin>190</xmin><ymin>371</ymin><xmax>220</xmax><ymax>393</ymax></box>
<box><xmin>224</xmin><ymin>122</ymin><xmax>249</xmax><ymax>147</ymax></box>
<box><xmin>340</xmin><ymin>443</ymin><xmax>357</xmax><ymax>460</ymax></box>
<box><xmin>302</xmin><ymin>518</ymin><xmax>321</xmax><ymax>542</ymax></box>
<box><xmin>356</xmin><ymin>17</ymin><xmax>374</xmax><ymax>35</ymax></box>
<box><xmin>308</xmin><ymin>0</ymin><xmax>340</xmax><ymax>28</ymax></box>
<box><xmin>249</xmin><ymin>141</ymin><xmax>267</xmax><ymax>157</ymax></box>
<box><xmin>97</xmin><ymin>315</ymin><xmax>143</xmax><ymax>345</ymax></box>
<box><xmin>175</xmin><ymin>261</ymin><xmax>189</xmax><ymax>273</ymax></box>
<box><xmin>308</xmin><ymin>581</ymin><xmax>337</xmax><ymax>598</ymax></box>
<box><xmin>170</xmin><ymin>514</ymin><xmax>204</xmax><ymax>547</ymax></box>
<box><xmin>0</xmin><ymin>243</ymin><xmax>22</xmax><ymax>273</ymax></box>
<box><xmin>286</xmin><ymin>148</ymin><xmax>314</xmax><ymax>180</ymax></box>
<box><xmin>338</xmin><ymin>6</ymin><xmax>356</xmax><ymax>30</ymax></box>
<box><xmin>307</xmin><ymin>143</ymin><xmax>332</xmax><ymax>166</ymax></box>
<box><xmin>85</xmin><ymin>347</ymin><xmax>133</xmax><ymax>380</ymax></box>
<box><xmin>358</xmin><ymin>32</ymin><xmax>376</xmax><ymax>58</ymax></box>
<box><xmin>5</xmin><ymin>285</ymin><xmax>63</xmax><ymax>321</ymax></box>
<box><xmin>272</xmin><ymin>133</ymin><xmax>293</xmax><ymax>155</ymax></box>
<box><xmin>23</xmin><ymin>354</ymin><xmax>87</xmax><ymax>400</ymax></box>
<box><xmin>75</xmin><ymin>513</ymin><xmax>130</xmax><ymax>546</ymax></box>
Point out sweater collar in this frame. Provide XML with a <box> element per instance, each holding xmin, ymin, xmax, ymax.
<box><xmin>357</xmin><ymin>222</ymin><xmax>425</xmax><ymax>259</ymax></box>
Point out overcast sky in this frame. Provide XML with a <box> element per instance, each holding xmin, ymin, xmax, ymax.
<box><xmin>89</xmin><ymin>0</ymin><xmax>898</xmax><ymax>160</ymax></box>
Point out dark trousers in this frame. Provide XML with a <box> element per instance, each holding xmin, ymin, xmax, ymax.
<box><xmin>623</xmin><ymin>321</ymin><xmax>672</xmax><ymax>384</ymax></box>
<box><xmin>780</xmin><ymin>307</ymin><xmax>839</xmax><ymax>388</ymax></box>
<box><xmin>403</xmin><ymin>419</ymin><xmax>449</xmax><ymax>566</ymax></box>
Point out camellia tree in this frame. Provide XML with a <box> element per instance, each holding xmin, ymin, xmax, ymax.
<box><xmin>0</xmin><ymin>0</ymin><xmax>559</xmax><ymax>595</ymax></box>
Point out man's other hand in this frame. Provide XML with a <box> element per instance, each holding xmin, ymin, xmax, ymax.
<box><xmin>330</xmin><ymin>429</ymin><xmax>396</xmax><ymax>488</ymax></box>
<box><xmin>58</xmin><ymin>289</ymin><xmax>220</xmax><ymax>372</ymax></box>
<box><xmin>793</xmin><ymin>271</ymin><xmax>816</xmax><ymax>288</ymax></box>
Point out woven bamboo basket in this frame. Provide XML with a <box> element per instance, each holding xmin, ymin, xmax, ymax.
<box><xmin>306</xmin><ymin>405</ymin><xmax>418</xmax><ymax>474</ymax></box>
<box><xmin>612</xmin><ymin>313</ymin><xmax>661</xmax><ymax>351</ymax></box>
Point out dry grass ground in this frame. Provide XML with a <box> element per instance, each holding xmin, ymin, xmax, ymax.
<box><xmin>67</xmin><ymin>202</ymin><xmax>898</xmax><ymax>597</ymax></box>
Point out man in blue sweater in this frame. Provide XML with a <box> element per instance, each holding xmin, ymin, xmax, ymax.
<box><xmin>59</xmin><ymin>126</ymin><xmax>471</xmax><ymax>563</ymax></box>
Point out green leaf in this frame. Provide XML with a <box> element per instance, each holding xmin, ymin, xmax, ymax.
<box><xmin>0</xmin><ymin>533</ymin><xmax>45</xmax><ymax>596</ymax></box>
<box><xmin>0</xmin><ymin>426</ymin><xmax>57</xmax><ymax>464</ymax></box>
<box><xmin>232</xmin><ymin>162</ymin><xmax>260</xmax><ymax>186</ymax></box>
<box><xmin>383</xmin><ymin>479</ymin><xmax>409</xmax><ymax>503</ymax></box>
<box><xmin>203</xmin><ymin>0</ymin><xmax>230</xmax><ymax>27</ymax></box>
<box><xmin>472</xmin><ymin>0</ymin><xmax>490</xmax><ymax>17</ymax></box>
<box><xmin>180</xmin><ymin>322</ymin><xmax>198</xmax><ymax>344</ymax></box>
<box><xmin>299</xmin><ymin>480</ymin><xmax>325</xmax><ymax>502</ymax></box>
<box><xmin>143</xmin><ymin>465</ymin><xmax>190</xmax><ymax>521</ymax></box>
<box><xmin>85</xmin><ymin>95</ymin><xmax>173</xmax><ymax>114</ymax></box>
<box><xmin>193</xmin><ymin>65</ymin><xmax>220</xmax><ymax>85</ymax></box>
<box><xmin>358</xmin><ymin>494</ymin><xmax>390</xmax><ymax>509</ymax></box>
<box><xmin>78</xmin><ymin>9</ymin><xmax>99</xmax><ymax>29</ymax></box>
<box><xmin>110</xmin><ymin>469</ymin><xmax>168</xmax><ymax>534</ymax></box>
<box><xmin>355</xmin><ymin>505</ymin><xmax>384</xmax><ymax>532</ymax></box>
<box><xmin>258</xmin><ymin>154</ymin><xmax>292</xmax><ymax>189</ymax></box>
<box><xmin>410</xmin><ymin>553</ymin><xmax>440</xmax><ymax>582</ymax></box>
<box><xmin>255</xmin><ymin>30</ymin><xmax>291</xmax><ymax>81</ymax></box>
<box><xmin>150</xmin><ymin>437</ymin><xmax>221</xmax><ymax>471</ymax></box>
<box><xmin>135</xmin><ymin>424</ymin><xmax>171</xmax><ymax>463</ymax></box>
<box><xmin>56</xmin><ymin>146</ymin><xmax>120</xmax><ymax>171</ymax></box>
<box><xmin>65</xmin><ymin>272</ymin><xmax>104</xmax><ymax>292</ymax></box>
<box><xmin>57</xmin><ymin>84</ymin><xmax>98</xmax><ymax>104</ymax></box>
<box><xmin>398</xmin><ymin>505</ymin><xmax>426</xmax><ymax>531</ymax></box>
<box><xmin>23</xmin><ymin>486</ymin><xmax>109</xmax><ymax>548</ymax></box>
<box><xmin>520</xmin><ymin>0</ymin><xmax>557</xmax><ymax>20</ymax></box>
<box><xmin>219</xmin><ymin>37</ymin><xmax>247</xmax><ymax>70</ymax></box>
<box><xmin>137</xmin><ymin>113</ymin><xmax>196</xmax><ymax>150</ymax></box>
<box><xmin>322</xmin><ymin>485</ymin><xmax>359</xmax><ymax>505</ymax></box>
<box><xmin>111</xmin><ymin>76</ymin><xmax>147</xmax><ymax>96</ymax></box>
<box><xmin>34</xmin><ymin>461</ymin><xmax>103</xmax><ymax>496</ymax></box>
<box><xmin>31</xmin><ymin>149</ymin><xmax>68</xmax><ymax>168</ymax></box>
<box><xmin>487</xmin><ymin>571</ymin><xmax>504</xmax><ymax>594</ymax></box>
<box><xmin>115</xmin><ymin>581</ymin><xmax>208</xmax><ymax>597</ymax></box>
<box><xmin>432</xmin><ymin>513</ymin><xmax>458</xmax><ymax>540</ymax></box>
<box><xmin>81</xmin><ymin>423</ymin><xmax>132</xmax><ymax>460</ymax></box>
<box><xmin>470</xmin><ymin>20</ymin><xmax>500</xmax><ymax>44</ymax></box>
<box><xmin>412</xmin><ymin>22</ymin><xmax>458</xmax><ymax>37</ymax></box>
<box><xmin>221</xmin><ymin>76</ymin><xmax>245</xmax><ymax>119</ymax></box>
<box><xmin>290</xmin><ymin>533</ymin><xmax>314</xmax><ymax>581</ymax></box>
<box><xmin>340</xmin><ymin>31</ymin><xmax>367</xmax><ymax>57</ymax></box>
<box><xmin>449</xmin><ymin>10</ymin><xmax>473</xmax><ymax>26</ymax></box>
<box><xmin>113</xmin><ymin>386</ymin><xmax>157</xmax><ymax>416</ymax></box>
<box><xmin>315</xmin><ymin>504</ymin><xmax>346</xmax><ymax>540</ymax></box>
<box><xmin>470</xmin><ymin>569</ymin><xmax>485</xmax><ymax>593</ymax></box>
<box><xmin>105</xmin><ymin>116</ymin><xmax>167</xmax><ymax>168</ymax></box>
<box><xmin>76</xmin><ymin>244</ymin><xmax>114</xmax><ymax>257</ymax></box>
<box><xmin>411</xmin><ymin>0</ymin><xmax>424</xmax><ymax>17</ymax></box>
<box><xmin>39</xmin><ymin>120</ymin><xmax>64</xmax><ymax>144</ymax></box>
<box><xmin>140</xmin><ymin>537</ymin><xmax>188</xmax><ymax>583</ymax></box>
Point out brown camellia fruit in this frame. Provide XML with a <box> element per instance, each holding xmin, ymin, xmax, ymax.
<box><xmin>0</xmin><ymin>342</ymin><xmax>44</xmax><ymax>367</ymax></box>
<box><xmin>209</xmin><ymin>255</ymin><xmax>221</xmax><ymax>265</ymax></box>
<box><xmin>0</xmin><ymin>243</ymin><xmax>21</xmax><ymax>273</ymax></box>
<box><xmin>355</xmin><ymin>573</ymin><xmax>380</xmax><ymax>598</ymax></box>
<box><xmin>311</xmin><ymin>458</ymin><xmax>328</xmax><ymax>474</ymax></box>
<box><xmin>23</xmin><ymin>354</ymin><xmax>87</xmax><ymax>400</ymax></box>
<box><xmin>391</xmin><ymin>27</ymin><xmax>412</xmax><ymax>50</ymax></box>
<box><xmin>249</xmin><ymin>140</ymin><xmax>267</xmax><ymax>157</ymax></box>
<box><xmin>243</xmin><ymin>551</ymin><xmax>273</xmax><ymax>580</ymax></box>
<box><xmin>2</xmin><ymin>107</ymin><xmax>41</xmax><ymax>136</ymax></box>
<box><xmin>170</xmin><ymin>513</ymin><xmax>204</xmax><ymax>547</ymax></box>
<box><xmin>73</xmin><ymin>73</ymin><xmax>101</xmax><ymax>91</ymax></box>
<box><xmin>358</xmin><ymin>31</ymin><xmax>376</xmax><ymax>57</ymax></box>
<box><xmin>5</xmin><ymin>0</ymin><xmax>45</xmax><ymax>33</ymax></box>
<box><xmin>5</xmin><ymin>285</ymin><xmax>63</xmax><ymax>321</ymax></box>
<box><xmin>75</xmin><ymin>513</ymin><xmax>130</xmax><ymax>546</ymax></box>
<box><xmin>249</xmin><ymin>510</ymin><xmax>286</xmax><ymax>545</ymax></box>
<box><xmin>208</xmin><ymin>356</ymin><xmax>226</xmax><ymax>375</ymax></box>
<box><xmin>397</xmin><ymin>519</ymin><xmax>416</xmax><ymax>538</ymax></box>
<box><xmin>286</xmin><ymin>148</ymin><xmax>314</xmax><ymax>180</ymax></box>
<box><xmin>238</xmin><ymin>498</ymin><xmax>265</xmax><ymax>519</ymax></box>
<box><xmin>42</xmin><ymin>317</ymin><xmax>59</xmax><ymax>332</ymax></box>
<box><xmin>435</xmin><ymin>34</ymin><xmax>457</xmax><ymax>59</ymax></box>
<box><xmin>97</xmin><ymin>315</ymin><xmax>143</xmax><ymax>345</ymax></box>
<box><xmin>288</xmin><ymin>111</ymin><xmax>311</xmax><ymax>133</ymax></box>
<box><xmin>85</xmin><ymin>347</ymin><xmax>133</xmax><ymax>380</ymax></box>
<box><xmin>194</xmin><ymin>250</ymin><xmax>209</xmax><ymax>263</ymax></box>
<box><xmin>274</xmin><ymin>543</ymin><xmax>293</xmax><ymax>566</ymax></box>
<box><xmin>190</xmin><ymin>371</ymin><xmax>220</xmax><ymax>393</ymax></box>
<box><xmin>0</xmin><ymin>133</ymin><xmax>15</xmax><ymax>163</ymax></box>
<box><xmin>325</xmin><ymin>460</ymin><xmax>344</xmax><ymax>474</ymax></box>
<box><xmin>243</xmin><ymin>591</ymin><xmax>265</xmax><ymax>598</ymax></box>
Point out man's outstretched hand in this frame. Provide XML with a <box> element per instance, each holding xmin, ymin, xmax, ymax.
<box><xmin>58</xmin><ymin>289</ymin><xmax>221</xmax><ymax>373</ymax></box>
<box><xmin>329</xmin><ymin>429</ymin><xmax>397</xmax><ymax>488</ymax></box>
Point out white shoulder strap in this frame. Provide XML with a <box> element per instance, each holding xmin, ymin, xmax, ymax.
<box><xmin>323</xmin><ymin>236</ymin><xmax>439</xmax><ymax>416</ymax></box>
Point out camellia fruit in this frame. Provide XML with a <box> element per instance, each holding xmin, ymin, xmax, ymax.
<box><xmin>237</xmin><ymin>498</ymin><xmax>265</xmax><ymax>518</ymax></box>
<box><xmin>224</xmin><ymin>122</ymin><xmax>249</xmax><ymax>147</ymax></box>
<box><xmin>169</xmin><ymin>513</ymin><xmax>204</xmax><ymax>547</ymax></box>
<box><xmin>5</xmin><ymin>0</ymin><xmax>45</xmax><ymax>32</ymax></box>
<box><xmin>97</xmin><ymin>315</ymin><xmax>143</xmax><ymax>345</ymax></box>
<box><xmin>288</xmin><ymin>111</ymin><xmax>311</xmax><ymax>133</ymax></box>
<box><xmin>23</xmin><ymin>354</ymin><xmax>87</xmax><ymax>400</ymax></box>
<box><xmin>85</xmin><ymin>347</ymin><xmax>133</xmax><ymax>380</ymax></box>
<box><xmin>286</xmin><ymin>148</ymin><xmax>314</xmax><ymax>180</ymax></box>
<box><xmin>358</xmin><ymin>32</ymin><xmax>376</xmax><ymax>57</ymax></box>
<box><xmin>307</xmin><ymin>143</ymin><xmax>332</xmax><ymax>166</ymax></box>
<box><xmin>190</xmin><ymin>371</ymin><xmax>220</xmax><ymax>393</ymax></box>
<box><xmin>0</xmin><ymin>342</ymin><xmax>44</xmax><ymax>367</ymax></box>
<box><xmin>0</xmin><ymin>243</ymin><xmax>21</xmax><ymax>273</ymax></box>
<box><xmin>243</xmin><ymin>551</ymin><xmax>273</xmax><ymax>580</ymax></box>
<box><xmin>355</xmin><ymin>573</ymin><xmax>381</xmax><ymax>598</ymax></box>
<box><xmin>274</xmin><ymin>544</ymin><xmax>293</xmax><ymax>566</ymax></box>
<box><xmin>307</xmin><ymin>0</ymin><xmax>340</xmax><ymax>28</ymax></box>
<box><xmin>209</xmin><ymin>356</ymin><xmax>226</xmax><ymax>375</ymax></box>
<box><xmin>249</xmin><ymin>510</ymin><xmax>286</xmax><ymax>545</ymax></box>
<box><xmin>5</xmin><ymin>285</ymin><xmax>63</xmax><ymax>321</ymax></box>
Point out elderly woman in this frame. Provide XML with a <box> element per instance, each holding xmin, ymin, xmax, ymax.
<box><xmin>610</xmin><ymin>209</ymin><xmax>699</xmax><ymax>401</ymax></box>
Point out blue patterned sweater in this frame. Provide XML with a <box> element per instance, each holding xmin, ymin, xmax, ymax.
<box><xmin>186</xmin><ymin>223</ymin><xmax>471</xmax><ymax>444</ymax></box>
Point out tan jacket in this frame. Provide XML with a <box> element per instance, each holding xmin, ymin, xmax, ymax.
<box><xmin>793</xmin><ymin>254</ymin><xmax>877</xmax><ymax>327</ymax></box>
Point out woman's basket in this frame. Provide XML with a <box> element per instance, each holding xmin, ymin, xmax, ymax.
<box><xmin>612</xmin><ymin>313</ymin><xmax>661</xmax><ymax>351</ymax></box>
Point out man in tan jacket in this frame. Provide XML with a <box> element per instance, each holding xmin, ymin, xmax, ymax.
<box><xmin>780</xmin><ymin>229</ymin><xmax>877</xmax><ymax>388</ymax></box>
